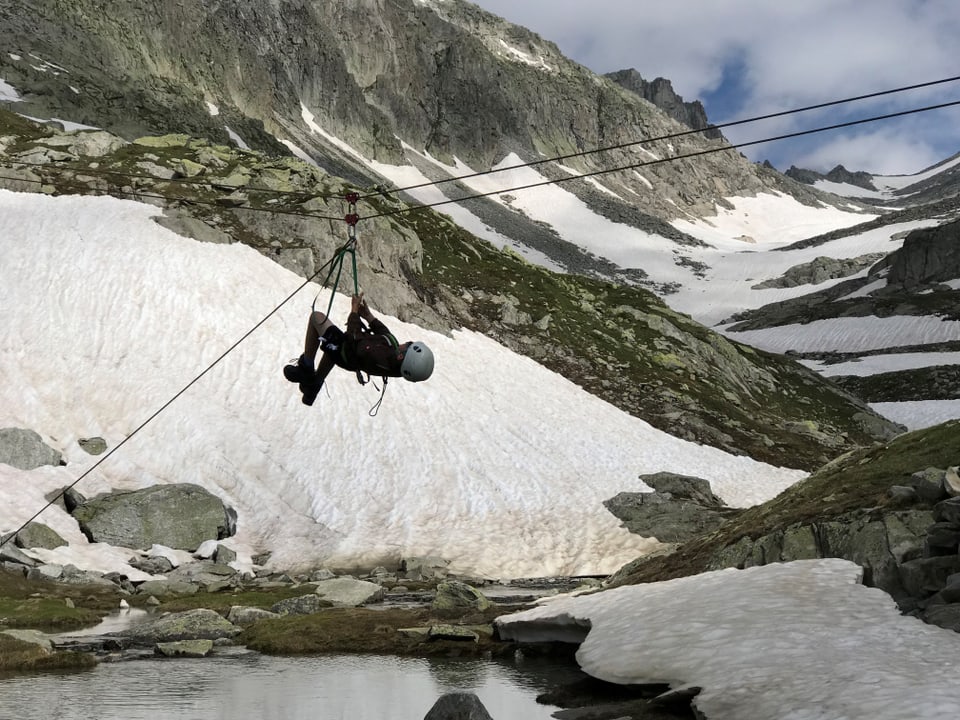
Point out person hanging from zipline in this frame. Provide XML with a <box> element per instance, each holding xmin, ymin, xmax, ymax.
<box><xmin>283</xmin><ymin>292</ymin><xmax>435</xmax><ymax>405</ymax></box>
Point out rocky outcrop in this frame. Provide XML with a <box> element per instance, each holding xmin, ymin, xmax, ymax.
<box><xmin>155</xmin><ymin>639</ymin><xmax>214</xmax><ymax>658</ymax></box>
<box><xmin>432</xmin><ymin>580</ymin><xmax>491</xmax><ymax>612</ymax></box>
<box><xmin>785</xmin><ymin>164</ymin><xmax>878</xmax><ymax>191</ymax></box>
<box><xmin>5</xmin><ymin>521</ymin><xmax>66</xmax><ymax>550</ymax></box>
<box><xmin>0</xmin><ymin>428</ymin><xmax>62</xmax><ymax>469</ymax></box>
<box><xmin>113</xmin><ymin>608</ymin><xmax>242</xmax><ymax>644</ymax></box>
<box><xmin>706</xmin><ymin>467</ymin><xmax>960</xmax><ymax>631</ymax></box>
<box><xmin>604</xmin><ymin>472</ymin><xmax>741</xmax><ymax>543</ymax></box>
<box><xmin>311</xmin><ymin>577</ymin><xmax>385</xmax><ymax>607</ymax></box>
<box><xmin>424</xmin><ymin>692</ymin><xmax>494</xmax><ymax>720</ymax></box>
<box><xmin>752</xmin><ymin>253</ymin><xmax>885</xmax><ymax>289</ymax></box>
<box><xmin>606</xmin><ymin>70</ymin><xmax>725</xmax><ymax>141</ymax></box>
<box><xmin>884</xmin><ymin>219</ymin><xmax>960</xmax><ymax>289</ymax></box>
<box><xmin>71</xmin><ymin>483</ymin><xmax>236</xmax><ymax>551</ymax></box>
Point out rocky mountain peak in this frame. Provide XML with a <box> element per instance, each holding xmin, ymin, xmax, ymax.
<box><xmin>784</xmin><ymin>164</ymin><xmax>877</xmax><ymax>191</ymax></box>
<box><xmin>605</xmin><ymin>69</ymin><xmax>725</xmax><ymax>141</ymax></box>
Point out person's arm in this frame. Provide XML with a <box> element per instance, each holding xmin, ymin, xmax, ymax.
<box><xmin>357</xmin><ymin>294</ymin><xmax>392</xmax><ymax>336</ymax></box>
<box><xmin>346</xmin><ymin>294</ymin><xmax>366</xmax><ymax>338</ymax></box>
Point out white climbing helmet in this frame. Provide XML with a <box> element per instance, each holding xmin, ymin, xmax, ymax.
<box><xmin>400</xmin><ymin>342</ymin><xmax>434</xmax><ymax>382</ymax></box>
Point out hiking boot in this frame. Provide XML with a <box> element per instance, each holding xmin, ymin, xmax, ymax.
<box><xmin>301</xmin><ymin>378</ymin><xmax>323</xmax><ymax>406</ymax></box>
<box><xmin>283</xmin><ymin>355</ymin><xmax>314</xmax><ymax>384</ymax></box>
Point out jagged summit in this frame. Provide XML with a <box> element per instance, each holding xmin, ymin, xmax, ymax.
<box><xmin>605</xmin><ymin>69</ymin><xmax>726</xmax><ymax>142</ymax></box>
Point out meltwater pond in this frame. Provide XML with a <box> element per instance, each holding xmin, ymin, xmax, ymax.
<box><xmin>2</xmin><ymin>649</ymin><xmax>586</xmax><ymax>720</ymax></box>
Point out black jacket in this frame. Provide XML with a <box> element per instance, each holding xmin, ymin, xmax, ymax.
<box><xmin>338</xmin><ymin>312</ymin><xmax>402</xmax><ymax>378</ymax></box>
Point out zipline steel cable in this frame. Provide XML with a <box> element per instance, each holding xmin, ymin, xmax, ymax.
<box><xmin>363</xmin><ymin>98</ymin><xmax>960</xmax><ymax>220</ymax></box>
<box><xmin>2</xmin><ymin>87</ymin><xmax>959</xmax><ymax>548</ymax></box>
<box><xmin>2</xmin><ymin>95</ymin><xmax>959</xmax><ymax>227</ymax></box>
<box><xmin>1</xmin><ymin>75</ymin><xmax>959</xmax><ymax>213</ymax></box>
<box><xmin>354</xmin><ymin>73</ymin><xmax>960</xmax><ymax>200</ymax></box>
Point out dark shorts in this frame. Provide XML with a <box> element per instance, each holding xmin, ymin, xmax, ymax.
<box><xmin>320</xmin><ymin>325</ymin><xmax>353</xmax><ymax>369</ymax></box>
<box><xmin>320</xmin><ymin>324</ymin><xmax>344</xmax><ymax>350</ymax></box>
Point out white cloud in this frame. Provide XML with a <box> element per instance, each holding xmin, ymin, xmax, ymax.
<box><xmin>470</xmin><ymin>0</ymin><xmax>960</xmax><ymax>173</ymax></box>
<box><xmin>791</xmin><ymin>127</ymin><xmax>946</xmax><ymax>175</ymax></box>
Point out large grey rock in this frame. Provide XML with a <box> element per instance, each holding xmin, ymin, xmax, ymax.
<box><xmin>155</xmin><ymin>639</ymin><xmax>214</xmax><ymax>658</ymax></box>
<box><xmin>911</xmin><ymin>468</ymin><xmax>951</xmax><ymax>503</ymax></box>
<box><xmin>432</xmin><ymin>581</ymin><xmax>491</xmax><ymax>612</ymax></box>
<box><xmin>312</xmin><ymin>577</ymin><xmax>385</xmax><ymax>607</ymax></box>
<box><xmin>165</xmin><ymin>560</ymin><xmax>238</xmax><ymax>591</ymax></box>
<box><xmin>154</xmin><ymin>210</ymin><xmax>233</xmax><ymax>244</ymax></box>
<box><xmin>0</xmin><ymin>428</ymin><xmax>61</xmax><ymax>469</ymax></box>
<box><xmin>427</xmin><ymin>625</ymin><xmax>479</xmax><ymax>642</ymax></box>
<box><xmin>424</xmin><ymin>692</ymin><xmax>494</xmax><ymax>720</ymax></box>
<box><xmin>227</xmin><ymin>606</ymin><xmax>281</xmax><ymax>625</ymax></box>
<box><xmin>57</xmin><ymin>564</ymin><xmax>118</xmax><ymax>587</ymax></box>
<box><xmin>706</xmin><ymin>510</ymin><xmax>934</xmax><ymax>605</ymax></box>
<box><xmin>0</xmin><ymin>166</ymin><xmax>43</xmax><ymax>192</ymax></box>
<box><xmin>944</xmin><ymin>467</ymin><xmax>960</xmax><ymax>496</ymax></box>
<box><xmin>71</xmin><ymin>483</ymin><xmax>235</xmax><ymax>551</ymax></box>
<box><xmin>1</xmin><ymin>629</ymin><xmax>53</xmax><ymax>652</ymax></box>
<box><xmin>115</xmin><ymin>608</ymin><xmax>241</xmax><ymax>644</ymax></box>
<box><xmin>402</xmin><ymin>556</ymin><xmax>450</xmax><ymax>581</ymax></box>
<box><xmin>934</xmin><ymin>497</ymin><xmax>960</xmax><ymax>525</ymax></box>
<box><xmin>0</xmin><ymin>541</ymin><xmax>37</xmax><ymax>567</ymax></box>
<box><xmin>899</xmin><ymin>556</ymin><xmax>960</xmax><ymax>599</ymax></box>
<box><xmin>27</xmin><ymin>564</ymin><xmax>64</xmax><ymax>581</ymax></box>
<box><xmin>13</xmin><ymin>521</ymin><xmax>66</xmax><ymax>550</ymax></box>
<box><xmin>271</xmin><ymin>594</ymin><xmax>331</xmax><ymax>615</ymax></box>
<box><xmin>135</xmin><ymin>580</ymin><xmax>200</xmax><ymax>597</ymax></box>
<box><xmin>922</xmin><ymin>603</ymin><xmax>960</xmax><ymax>632</ymax></box>
<box><xmin>40</xmin><ymin>129</ymin><xmax>127</xmax><ymax>157</ymax></box>
<box><xmin>605</xmin><ymin>472</ymin><xmax>740</xmax><ymax>543</ymax></box>
<box><xmin>78</xmin><ymin>437</ymin><xmax>108</xmax><ymax>455</ymax></box>
<box><xmin>751</xmin><ymin>254</ymin><xmax>884</xmax><ymax>290</ymax></box>
<box><xmin>886</xmin><ymin>221</ymin><xmax>960</xmax><ymax>289</ymax></box>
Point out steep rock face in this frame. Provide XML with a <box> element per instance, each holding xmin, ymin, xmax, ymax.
<box><xmin>605</xmin><ymin>70</ymin><xmax>724</xmax><ymax>141</ymax></box>
<box><xmin>885</xmin><ymin>219</ymin><xmax>960</xmax><ymax>288</ymax></box>
<box><xmin>0</xmin><ymin>0</ymin><xmax>770</xmax><ymax>224</ymax></box>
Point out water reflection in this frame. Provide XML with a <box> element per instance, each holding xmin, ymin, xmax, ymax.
<box><xmin>4</xmin><ymin>651</ymin><xmax>585</xmax><ymax>720</ymax></box>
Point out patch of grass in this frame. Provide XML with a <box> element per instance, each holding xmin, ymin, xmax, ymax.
<box><xmin>0</xmin><ymin>597</ymin><xmax>103</xmax><ymax>630</ymax></box>
<box><xmin>0</xmin><ymin>568</ymin><xmax>120</xmax><ymax>630</ymax></box>
<box><xmin>0</xmin><ymin>634</ymin><xmax>96</xmax><ymax>673</ymax></box>
<box><xmin>0</xmin><ymin>109</ymin><xmax>54</xmax><ymax>147</ymax></box>
<box><xmin>611</xmin><ymin>419</ymin><xmax>960</xmax><ymax>586</ymax></box>
<box><xmin>240</xmin><ymin>605</ymin><xmax>526</xmax><ymax>658</ymax></box>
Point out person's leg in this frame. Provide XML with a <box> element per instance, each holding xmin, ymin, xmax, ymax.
<box><xmin>293</xmin><ymin>313</ymin><xmax>340</xmax><ymax>406</ymax></box>
<box><xmin>314</xmin><ymin>351</ymin><xmax>335</xmax><ymax>384</ymax></box>
<box><xmin>285</xmin><ymin>311</ymin><xmax>333</xmax><ymax>385</ymax></box>
<box><xmin>303</xmin><ymin>311</ymin><xmax>334</xmax><ymax>365</ymax></box>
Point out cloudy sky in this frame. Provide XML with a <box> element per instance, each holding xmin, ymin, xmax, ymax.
<box><xmin>470</xmin><ymin>0</ymin><xmax>960</xmax><ymax>176</ymax></box>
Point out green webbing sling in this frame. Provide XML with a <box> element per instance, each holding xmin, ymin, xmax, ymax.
<box><xmin>312</xmin><ymin>192</ymin><xmax>361</xmax><ymax>316</ymax></box>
